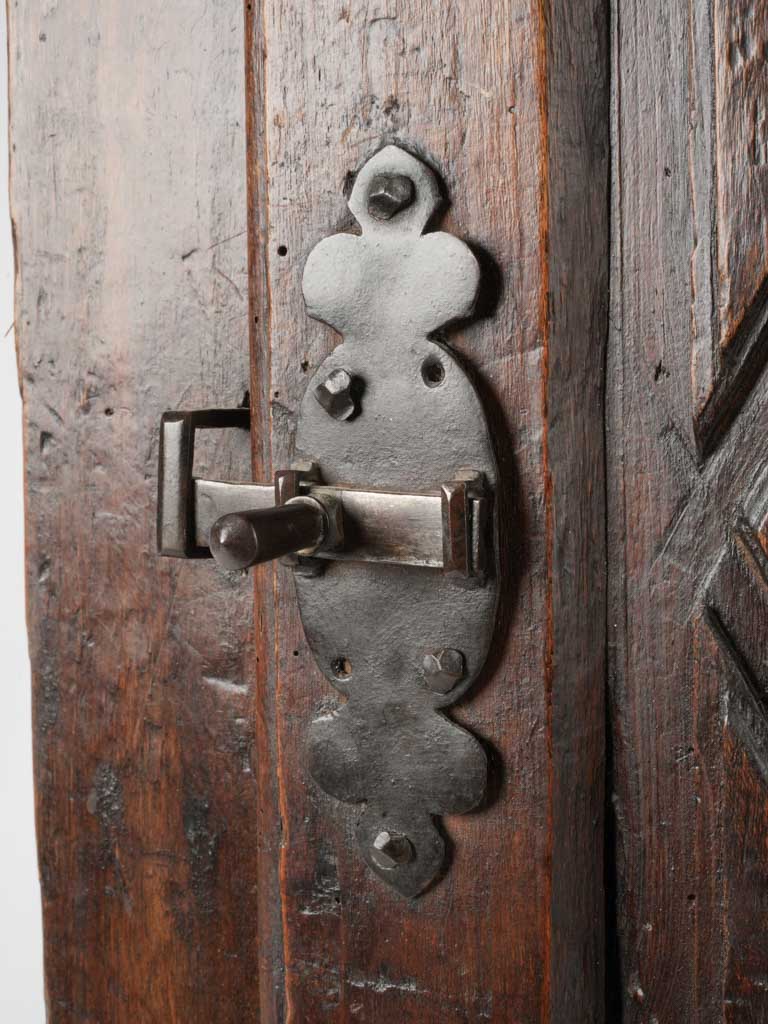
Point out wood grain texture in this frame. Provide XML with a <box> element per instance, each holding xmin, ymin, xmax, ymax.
<box><xmin>9</xmin><ymin>3</ymin><xmax>260</xmax><ymax>1021</ymax></box>
<box><xmin>609</xmin><ymin>0</ymin><xmax>768</xmax><ymax>1017</ymax></box>
<box><xmin>696</xmin><ymin>0</ymin><xmax>768</xmax><ymax>455</ymax></box>
<box><xmin>612</xmin><ymin>0</ymin><xmax>768</xmax><ymax>460</ymax></box>
<box><xmin>247</xmin><ymin>2</ymin><xmax>609</xmax><ymax>1020</ymax></box>
<box><xmin>714</xmin><ymin>0</ymin><xmax>768</xmax><ymax>351</ymax></box>
<box><xmin>706</xmin><ymin>508</ymin><xmax>768</xmax><ymax>1021</ymax></box>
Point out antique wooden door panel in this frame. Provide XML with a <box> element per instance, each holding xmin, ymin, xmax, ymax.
<box><xmin>609</xmin><ymin>0</ymin><xmax>768</xmax><ymax>1019</ymax></box>
<box><xmin>11</xmin><ymin>1</ymin><xmax>610</xmax><ymax>1022</ymax></box>
<box><xmin>247</xmin><ymin>3</ymin><xmax>608</xmax><ymax>1022</ymax></box>
<box><xmin>9</xmin><ymin>4</ymin><xmax>259</xmax><ymax>1021</ymax></box>
<box><xmin>14</xmin><ymin>0</ymin><xmax>768</xmax><ymax>1020</ymax></box>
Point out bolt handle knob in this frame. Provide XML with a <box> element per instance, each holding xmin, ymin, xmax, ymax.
<box><xmin>209</xmin><ymin>498</ymin><xmax>327</xmax><ymax>572</ymax></box>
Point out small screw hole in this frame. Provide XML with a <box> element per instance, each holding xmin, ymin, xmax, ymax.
<box><xmin>104</xmin><ymin>407</ymin><xmax>114</xmax><ymax>417</ymax></box>
<box><xmin>332</xmin><ymin>656</ymin><xmax>352</xmax><ymax>679</ymax></box>
<box><xmin>277</xmin><ymin>244</ymin><xmax>288</xmax><ymax>257</ymax></box>
<box><xmin>421</xmin><ymin>357</ymin><xmax>445</xmax><ymax>388</ymax></box>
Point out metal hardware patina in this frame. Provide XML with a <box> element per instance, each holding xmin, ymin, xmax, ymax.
<box><xmin>157</xmin><ymin>145</ymin><xmax>499</xmax><ymax>896</ymax></box>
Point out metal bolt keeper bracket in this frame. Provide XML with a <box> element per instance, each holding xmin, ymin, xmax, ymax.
<box><xmin>157</xmin><ymin>145</ymin><xmax>499</xmax><ymax>897</ymax></box>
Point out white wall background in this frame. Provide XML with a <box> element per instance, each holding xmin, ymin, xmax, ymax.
<box><xmin>0</xmin><ymin>3</ymin><xmax>47</xmax><ymax>1020</ymax></box>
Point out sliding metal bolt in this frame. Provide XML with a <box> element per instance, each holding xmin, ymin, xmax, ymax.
<box><xmin>209</xmin><ymin>497</ymin><xmax>327</xmax><ymax>572</ymax></box>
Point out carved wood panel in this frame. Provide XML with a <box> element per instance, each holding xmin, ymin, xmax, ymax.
<box><xmin>696</xmin><ymin>0</ymin><xmax>768</xmax><ymax>454</ymax></box>
<box><xmin>714</xmin><ymin>0</ymin><xmax>768</xmax><ymax>351</ymax></box>
<box><xmin>704</xmin><ymin>506</ymin><xmax>768</xmax><ymax>1020</ymax></box>
<box><xmin>616</xmin><ymin>0</ymin><xmax>768</xmax><ymax>460</ymax></box>
<box><xmin>610</xmin><ymin>0</ymin><xmax>768</xmax><ymax>1017</ymax></box>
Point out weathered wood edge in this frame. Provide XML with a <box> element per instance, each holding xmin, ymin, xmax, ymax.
<box><xmin>11</xmin><ymin>3</ymin><xmax>258</xmax><ymax>1019</ymax></box>
<box><xmin>244</xmin><ymin>1</ymin><xmax>284</xmax><ymax>1021</ymax></box>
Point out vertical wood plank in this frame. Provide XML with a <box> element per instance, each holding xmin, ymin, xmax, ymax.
<box><xmin>9</xmin><ymin>3</ymin><xmax>261</xmax><ymax>1020</ymax></box>
<box><xmin>247</xmin><ymin>2</ymin><xmax>609</xmax><ymax>1020</ymax></box>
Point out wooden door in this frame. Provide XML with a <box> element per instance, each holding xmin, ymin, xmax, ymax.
<box><xmin>608</xmin><ymin>0</ymin><xmax>768</xmax><ymax>1020</ymax></box>
<box><xmin>18</xmin><ymin>1</ymin><xmax>768</xmax><ymax>1022</ymax></box>
<box><xmin>11</xmin><ymin>2</ymin><xmax>607</xmax><ymax>1019</ymax></box>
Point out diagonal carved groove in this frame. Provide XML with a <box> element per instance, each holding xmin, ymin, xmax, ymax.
<box><xmin>705</xmin><ymin>606</ymin><xmax>768</xmax><ymax>783</ymax></box>
<box><xmin>733</xmin><ymin>514</ymin><xmax>768</xmax><ymax>594</ymax></box>
<box><xmin>704</xmin><ymin>510</ymin><xmax>768</xmax><ymax>702</ymax></box>
<box><xmin>695</xmin><ymin>262</ymin><xmax>768</xmax><ymax>461</ymax></box>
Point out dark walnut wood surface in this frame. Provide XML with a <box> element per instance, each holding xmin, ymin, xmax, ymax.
<box><xmin>247</xmin><ymin>3</ymin><xmax>609</xmax><ymax>1021</ymax></box>
<box><xmin>609</xmin><ymin>0</ymin><xmax>768</xmax><ymax>1019</ymax></box>
<box><xmin>10</xmin><ymin>3</ymin><xmax>259</xmax><ymax>1021</ymax></box>
<box><xmin>13</xmin><ymin>0</ymin><xmax>768</xmax><ymax>1016</ymax></box>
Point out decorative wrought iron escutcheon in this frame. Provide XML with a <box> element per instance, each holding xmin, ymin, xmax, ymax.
<box><xmin>157</xmin><ymin>144</ymin><xmax>499</xmax><ymax>896</ymax></box>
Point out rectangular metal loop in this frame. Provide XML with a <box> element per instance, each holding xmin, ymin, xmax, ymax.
<box><xmin>156</xmin><ymin>408</ymin><xmax>250</xmax><ymax>557</ymax></box>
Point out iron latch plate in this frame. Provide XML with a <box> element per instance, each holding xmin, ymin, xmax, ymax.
<box><xmin>297</xmin><ymin>145</ymin><xmax>498</xmax><ymax>896</ymax></box>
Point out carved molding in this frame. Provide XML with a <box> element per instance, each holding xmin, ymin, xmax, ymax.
<box><xmin>693</xmin><ymin>0</ymin><xmax>768</xmax><ymax>457</ymax></box>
